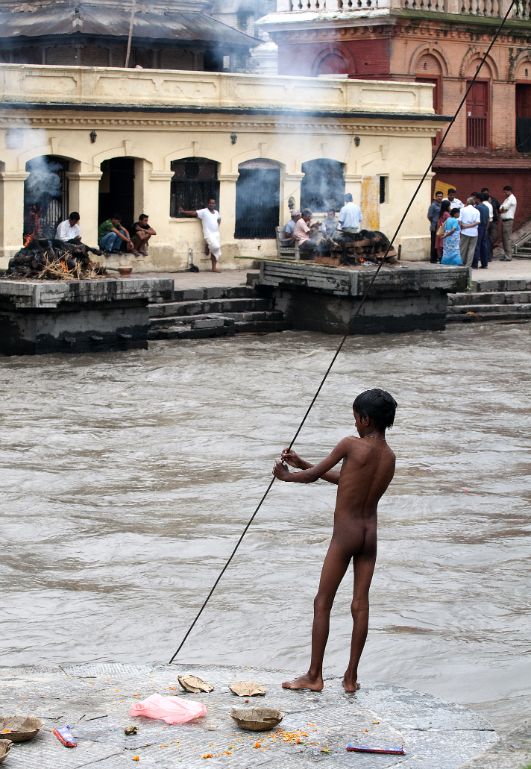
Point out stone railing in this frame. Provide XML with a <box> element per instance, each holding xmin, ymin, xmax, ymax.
<box><xmin>0</xmin><ymin>64</ymin><xmax>436</xmax><ymax>115</ymax></box>
<box><xmin>277</xmin><ymin>0</ymin><xmax>529</xmax><ymax>17</ymax></box>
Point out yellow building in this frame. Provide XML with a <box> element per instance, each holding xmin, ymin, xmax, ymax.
<box><xmin>0</xmin><ymin>64</ymin><xmax>446</xmax><ymax>270</ymax></box>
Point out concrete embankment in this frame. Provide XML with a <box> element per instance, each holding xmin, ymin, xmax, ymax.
<box><xmin>1</xmin><ymin>663</ymin><xmax>497</xmax><ymax>768</ymax></box>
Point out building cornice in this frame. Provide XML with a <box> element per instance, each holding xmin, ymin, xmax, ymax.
<box><xmin>264</xmin><ymin>11</ymin><xmax>530</xmax><ymax>42</ymax></box>
<box><xmin>0</xmin><ymin>102</ymin><xmax>449</xmax><ymax>124</ymax></box>
<box><xmin>0</xmin><ymin>111</ymin><xmax>446</xmax><ymax>135</ymax></box>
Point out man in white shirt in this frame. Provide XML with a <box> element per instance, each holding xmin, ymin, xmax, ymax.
<box><xmin>499</xmin><ymin>185</ymin><xmax>517</xmax><ymax>261</ymax></box>
<box><xmin>179</xmin><ymin>197</ymin><xmax>222</xmax><ymax>272</ymax></box>
<box><xmin>443</xmin><ymin>188</ymin><xmax>464</xmax><ymax>210</ymax></box>
<box><xmin>56</xmin><ymin>212</ymin><xmax>81</xmax><ymax>243</ymax></box>
<box><xmin>458</xmin><ymin>197</ymin><xmax>481</xmax><ymax>267</ymax></box>
<box><xmin>338</xmin><ymin>193</ymin><xmax>362</xmax><ymax>234</ymax></box>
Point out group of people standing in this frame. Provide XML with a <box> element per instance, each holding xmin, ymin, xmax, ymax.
<box><xmin>427</xmin><ymin>185</ymin><xmax>517</xmax><ymax>268</ymax></box>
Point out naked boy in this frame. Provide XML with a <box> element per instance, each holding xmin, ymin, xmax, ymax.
<box><xmin>272</xmin><ymin>388</ymin><xmax>397</xmax><ymax>693</ymax></box>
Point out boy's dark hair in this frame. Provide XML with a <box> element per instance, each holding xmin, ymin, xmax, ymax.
<box><xmin>448</xmin><ymin>187</ymin><xmax>456</xmax><ymax>194</ymax></box>
<box><xmin>68</xmin><ymin>211</ymin><xmax>80</xmax><ymax>221</ymax></box>
<box><xmin>450</xmin><ymin>207</ymin><xmax>460</xmax><ymax>216</ymax></box>
<box><xmin>353</xmin><ymin>389</ymin><xmax>397</xmax><ymax>430</ymax></box>
<box><xmin>503</xmin><ymin>185</ymin><xmax>512</xmax><ymax>191</ymax></box>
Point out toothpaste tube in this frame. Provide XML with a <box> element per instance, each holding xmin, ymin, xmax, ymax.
<box><xmin>52</xmin><ymin>725</ymin><xmax>77</xmax><ymax>748</ymax></box>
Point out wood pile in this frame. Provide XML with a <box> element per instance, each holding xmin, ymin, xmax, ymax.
<box><xmin>4</xmin><ymin>238</ymin><xmax>105</xmax><ymax>280</ymax></box>
<box><xmin>310</xmin><ymin>227</ymin><xmax>399</xmax><ymax>267</ymax></box>
<box><xmin>331</xmin><ymin>229</ymin><xmax>398</xmax><ymax>265</ymax></box>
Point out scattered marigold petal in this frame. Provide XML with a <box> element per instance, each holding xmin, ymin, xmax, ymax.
<box><xmin>201</xmin><ymin>753</ymin><xmax>213</xmax><ymax>759</ymax></box>
<box><xmin>254</xmin><ymin>741</ymin><xmax>262</xmax><ymax>748</ymax></box>
<box><xmin>132</xmin><ymin>757</ymin><xmax>140</xmax><ymax>763</ymax></box>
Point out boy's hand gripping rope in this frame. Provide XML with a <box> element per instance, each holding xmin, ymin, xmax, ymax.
<box><xmin>168</xmin><ymin>0</ymin><xmax>516</xmax><ymax>665</ymax></box>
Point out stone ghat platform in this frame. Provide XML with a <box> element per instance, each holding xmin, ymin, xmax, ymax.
<box><xmin>0</xmin><ymin>662</ymin><xmax>496</xmax><ymax>768</ymax></box>
<box><xmin>0</xmin><ymin>277</ymin><xmax>174</xmax><ymax>355</ymax></box>
<box><xmin>256</xmin><ymin>261</ymin><xmax>469</xmax><ymax>334</ymax></box>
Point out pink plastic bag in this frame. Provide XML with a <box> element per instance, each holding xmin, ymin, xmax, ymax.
<box><xmin>129</xmin><ymin>693</ymin><xmax>207</xmax><ymax>724</ymax></box>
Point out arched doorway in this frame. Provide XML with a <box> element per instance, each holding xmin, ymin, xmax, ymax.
<box><xmin>235</xmin><ymin>159</ymin><xmax>280</xmax><ymax>239</ymax></box>
<box><xmin>23</xmin><ymin>156</ymin><xmax>69</xmax><ymax>239</ymax></box>
<box><xmin>300</xmin><ymin>158</ymin><xmax>345</xmax><ymax>213</ymax></box>
<box><xmin>99</xmin><ymin>158</ymin><xmax>136</xmax><ymax>227</ymax></box>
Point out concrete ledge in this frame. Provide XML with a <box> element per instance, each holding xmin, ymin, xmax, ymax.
<box><xmin>257</xmin><ymin>262</ymin><xmax>468</xmax><ymax>334</ymax></box>
<box><xmin>0</xmin><ymin>663</ymin><xmax>497</xmax><ymax>768</ymax></box>
<box><xmin>0</xmin><ymin>277</ymin><xmax>174</xmax><ymax>355</ymax></box>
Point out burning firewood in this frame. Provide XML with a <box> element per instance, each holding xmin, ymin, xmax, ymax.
<box><xmin>4</xmin><ymin>239</ymin><xmax>106</xmax><ymax>280</ymax></box>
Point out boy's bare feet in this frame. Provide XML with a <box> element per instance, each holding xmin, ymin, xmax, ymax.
<box><xmin>342</xmin><ymin>675</ymin><xmax>360</xmax><ymax>693</ymax></box>
<box><xmin>282</xmin><ymin>674</ymin><xmax>324</xmax><ymax>692</ymax></box>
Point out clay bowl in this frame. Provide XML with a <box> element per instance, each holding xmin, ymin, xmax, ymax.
<box><xmin>0</xmin><ymin>716</ymin><xmax>43</xmax><ymax>743</ymax></box>
<box><xmin>118</xmin><ymin>266</ymin><xmax>133</xmax><ymax>277</ymax></box>
<box><xmin>0</xmin><ymin>740</ymin><xmax>13</xmax><ymax>764</ymax></box>
<box><xmin>230</xmin><ymin>707</ymin><xmax>283</xmax><ymax>732</ymax></box>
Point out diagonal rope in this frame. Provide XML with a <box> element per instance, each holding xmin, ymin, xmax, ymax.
<box><xmin>168</xmin><ymin>0</ymin><xmax>516</xmax><ymax>664</ymax></box>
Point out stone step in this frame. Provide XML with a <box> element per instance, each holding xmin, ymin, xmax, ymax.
<box><xmin>169</xmin><ymin>285</ymin><xmax>257</xmax><ymax>303</ymax></box>
<box><xmin>448</xmin><ymin>290</ymin><xmax>531</xmax><ymax>306</ymax></box>
<box><xmin>149</xmin><ymin>296</ymin><xmax>271</xmax><ymax>318</ymax></box>
<box><xmin>150</xmin><ymin>317</ymin><xmax>287</xmax><ymax>340</ymax></box>
<box><xmin>470</xmin><ymin>277</ymin><xmax>531</xmax><ymax>292</ymax></box>
<box><xmin>149</xmin><ymin>310</ymin><xmax>286</xmax><ymax>339</ymax></box>
<box><xmin>447</xmin><ymin>303</ymin><xmax>531</xmax><ymax>322</ymax></box>
<box><xmin>150</xmin><ymin>323</ymin><xmax>236</xmax><ymax>341</ymax></box>
<box><xmin>150</xmin><ymin>310</ymin><xmax>283</xmax><ymax>329</ymax></box>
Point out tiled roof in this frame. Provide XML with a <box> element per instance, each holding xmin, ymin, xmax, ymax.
<box><xmin>0</xmin><ymin>2</ymin><xmax>258</xmax><ymax>47</ymax></box>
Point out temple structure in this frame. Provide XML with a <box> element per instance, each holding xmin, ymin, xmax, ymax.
<box><xmin>0</xmin><ymin>0</ymin><xmax>258</xmax><ymax>71</ymax></box>
<box><xmin>259</xmin><ymin>0</ymin><xmax>531</xmax><ymax>226</ymax></box>
<box><xmin>0</xmin><ymin>0</ymin><xmax>447</xmax><ymax>270</ymax></box>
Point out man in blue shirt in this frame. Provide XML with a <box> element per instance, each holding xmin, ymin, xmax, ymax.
<box><xmin>338</xmin><ymin>193</ymin><xmax>362</xmax><ymax>234</ymax></box>
<box><xmin>427</xmin><ymin>190</ymin><xmax>443</xmax><ymax>263</ymax></box>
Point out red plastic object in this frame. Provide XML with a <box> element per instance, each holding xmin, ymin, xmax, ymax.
<box><xmin>52</xmin><ymin>725</ymin><xmax>77</xmax><ymax>748</ymax></box>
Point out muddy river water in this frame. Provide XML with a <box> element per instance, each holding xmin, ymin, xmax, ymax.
<box><xmin>0</xmin><ymin>324</ymin><xmax>529</xmax><ymax>740</ymax></box>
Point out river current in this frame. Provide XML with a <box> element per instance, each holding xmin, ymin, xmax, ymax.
<box><xmin>0</xmin><ymin>324</ymin><xmax>529</xmax><ymax>739</ymax></box>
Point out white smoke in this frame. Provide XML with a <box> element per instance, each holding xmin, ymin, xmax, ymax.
<box><xmin>25</xmin><ymin>156</ymin><xmax>62</xmax><ymax>204</ymax></box>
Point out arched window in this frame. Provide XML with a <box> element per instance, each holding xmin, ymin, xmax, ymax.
<box><xmin>315</xmin><ymin>52</ymin><xmax>350</xmax><ymax>76</ymax></box>
<box><xmin>171</xmin><ymin>158</ymin><xmax>219</xmax><ymax>217</ymax></box>
<box><xmin>300</xmin><ymin>159</ymin><xmax>345</xmax><ymax>213</ymax></box>
<box><xmin>235</xmin><ymin>159</ymin><xmax>280</xmax><ymax>239</ymax></box>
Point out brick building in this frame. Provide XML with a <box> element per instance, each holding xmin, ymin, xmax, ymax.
<box><xmin>260</xmin><ymin>0</ymin><xmax>531</xmax><ymax>227</ymax></box>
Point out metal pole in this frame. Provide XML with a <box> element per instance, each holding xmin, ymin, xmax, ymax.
<box><xmin>124</xmin><ymin>0</ymin><xmax>137</xmax><ymax>68</ymax></box>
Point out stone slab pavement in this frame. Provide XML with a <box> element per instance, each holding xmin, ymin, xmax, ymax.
<box><xmin>0</xmin><ymin>663</ymin><xmax>497</xmax><ymax>769</ymax></box>
<box><xmin>135</xmin><ymin>256</ymin><xmax>531</xmax><ymax>293</ymax></box>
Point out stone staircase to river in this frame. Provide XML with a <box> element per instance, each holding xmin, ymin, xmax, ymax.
<box><xmin>148</xmin><ymin>274</ymin><xmax>531</xmax><ymax>341</ymax></box>
<box><xmin>447</xmin><ymin>276</ymin><xmax>531</xmax><ymax>323</ymax></box>
<box><xmin>148</xmin><ymin>284</ymin><xmax>286</xmax><ymax>340</ymax></box>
